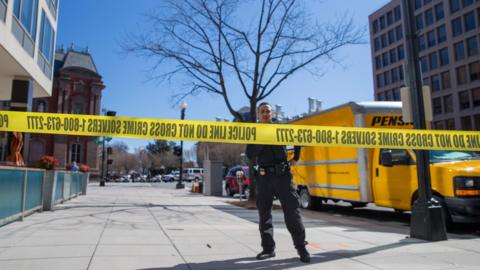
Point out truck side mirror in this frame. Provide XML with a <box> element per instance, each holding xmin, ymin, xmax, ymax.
<box><xmin>380</xmin><ymin>151</ymin><xmax>393</xmax><ymax>167</ymax></box>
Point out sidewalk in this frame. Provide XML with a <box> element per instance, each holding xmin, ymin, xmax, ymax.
<box><xmin>0</xmin><ymin>183</ymin><xmax>478</xmax><ymax>270</ymax></box>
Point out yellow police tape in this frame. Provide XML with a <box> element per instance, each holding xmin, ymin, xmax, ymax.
<box><xmin>0</xmin><ymin>110</ymin><xmax>479</xmax><ymax>151</ymax></box>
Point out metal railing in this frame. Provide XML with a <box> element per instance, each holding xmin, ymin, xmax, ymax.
<box><xmin>0</xmin><ymin>167</ymin><xmax>90</xmax><ymax>227</ymax></box>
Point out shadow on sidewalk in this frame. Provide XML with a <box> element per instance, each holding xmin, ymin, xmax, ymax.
<box><xmin>140</xmin><ymin>239</ymin><xmax>418</xmax><ymax>270</ymax></box>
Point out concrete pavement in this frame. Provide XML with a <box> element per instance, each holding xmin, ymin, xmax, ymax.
<box><xmin>0</xmin><ymin>183</ymin><xmax>478</xmax><ymax>270</ymax></box>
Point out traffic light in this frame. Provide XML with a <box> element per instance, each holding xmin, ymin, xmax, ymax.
<box><xmin>173</xmin><ymin>146</ymin><xmax>182</xmax><ymax>156</ymax></box>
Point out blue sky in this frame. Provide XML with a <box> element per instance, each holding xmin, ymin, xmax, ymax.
<box><xmin>57</xmin><ymin>0</ymin><xmax>390</xmax><ymax>152</ymax></box>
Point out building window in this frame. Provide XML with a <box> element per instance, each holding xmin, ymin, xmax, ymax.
<box><xmin>70</xmin><ymin>143</ymin><xmax>81</xmax><ymax>163</ymax></box>
<box><xmin>385</xmin><ymin>89</ymin><xmax>392</xmax><ymax>101</ymax></box>
<box><xmin>13</xmin><ymin>0</ymin><xmax>39</xmax><ymax>40</ymax></box>
<box><xmin>399</xmin><ymin>66</ymin><xmax>404</xmax><ymax>81</ymax></box>
<box><xmin>398</xmin><ymin>45</ymin><xmax>405</xmax><ymax>60</ymax></box>
<box><xmin>457</xmin><ymin>65</ymin><xmax>468</xmax><ymax>84</ymax></box>
<box><xmin>464</xmin><ymin>11</ymin><xmax>476</xmax><ymax>32</ymax></box>
<box><xmin>388</xmin><ymin>30</ymin><xmax>395</xmax><ymax>44</ymax></box>
<box><xmin>39</xmin><ymin>11</ymin><xmax>54</xmax><ymax>63</ymax></box>
<box><xmin>434</xmin><ymin>120</ymin><xmax>445</xmax><ymax>130</ymax></box>
<box><xmin>450</xmin><ymin>0</ymin><xmax>461</xmax><ymax>14</ymax></box>
<box><xmin>431</xmin><ymin>74</ymin><xmax>441</xmax><ymax>92</ymax></box>
<box><xmin>390</xmin><ymin>49</ymin><xmax>397</xmax><ymax>64</ymax></box>
<box><xmin>459</xmin><ymin>90</ymin><xmax>471</xmax><ymax>109</ymax></box>
<box><xmin>429</xmin><ymin>52</ymin><xmax>438</xmax><ymax>70</ymax></box>
<box><xmin>435</xmin><ymin>3</ymin><xmax>444</xmax><ymax>21</ymax></box>
<box><xmin>427</xmin><ymin>30</ymin><xmax>436</xmax><ymax>47</ymax></box>
<box><xmin>441</xmin><ymin>71</ymin><xmax>451</xmax><ymax>89</ymax></box>
<box><xmin>419</xmin><ymin>34</ymin><xmax>426</xmax><ymax>51</ymax></box>
<box><xmin>36</xmin><ymin>100</ymin><xmax>46</xmax><ymax>112</ymax></box>
<box><xmin>383</xmin><ymin>52</ymin><xmax>389</xmax><ymax>66</ymax></box>
<box><xmin>433</xmin><ymin>97</ymin><xmax>442</xmax><ymax>115</ymax></box>
<box><xmin>444</xmin><ymin>95</ymin><xmax>454</xmax><ymax>113</ymax></box>
<box><xmin>420</xmin><ymin>56</ymin><xmax>429</xmax><ymax>73</ymax></box>
<box><xmin>439</xmin><ymin>47</ymin><xmax>449</xmax><ymax>66</ymax></box>
<box><xmin>445</xmin><ymin>118</ymin><xmax>455</xmax><ymax>130</ymax></box>
<box><xmin>375</xmin><ymin>56</ymin><xmax>381</xmax><ymax>70</ymax></box>
<box><xmin>452</xmin><ymin>17</ymin><xmax>463</xmax><ymax>37</ymax></box>
<box><xmin>470</xmin><ymin>61</ymin><xmax>480</xmax><ymax>81</ymax></box>
<box><xmin>373</xmin><ymin>19</ymin><xmax>379</xmax><ymax>34</ymax></box>
<box><xmin>387</xmin><ymin>11</ymin><xmax>393</xmax><ymax>26</ymax></box>
<box><xmin>377</xmin><ymin>92</ymin><xmax>385</xmax><ymax>101</ymax></box>
<box><xmin>415</xmin><ymin>0</ymin><xmax>422</xmax><ymax>10</ymax></box>
<box><xmin>462</xmin><ymin>0</ymin><xmax>474</xmax><ymax>8</ymax></box>
<box><xmin>384</xmin><ymin>71</ymin><xmax>391</xmax><ymax>85</ymax></box>
<box><xmin>381</xmin><ymin>34</ymin><xmax>387</xmax><ymax>48</ymax></box>
<box><xmin>474</xmin><ymin>114</ymin><xmax>480</xmax><ymax>131</ymax></box>
<box><xmin>395</xmin><ymin>25</ymin><xmax>403</xmax><ymax>40</ymax></box>
<box><xmin>425</xmin><ymin>9</ymin><xmax>434</xmax><ymax>26</ymax></box>
<box><xmin>393</xmin><ymin>88</ymin><xmax>400</xmax><ymax>101</ymax></box>
<box><xmin>380</xmin><ymin>15</ymin><xmax>386</xmax><ymax>30</ymax></box>
<box><xmin>437</xmin><ymin>25</ymin><xmax>446</xmax><ymax>43</ymax></box>
<box><xmin>392</xmin><ymin>68</ymin><xmax>399</xmax><ymax>83</ymax></box>
<box><xmin>46</xmin><ymin>0</ymin><xmax>58</xmax><ymax>19</ymax></box>
<box><xmin>374</xmin><ymin>37</ymin><xmax>380</xmax><ymax>51</ymax></box>
<box><xmin>377</xmin><ymin>74</ymin><xmax>384</xmax><ymax>88</ymax></box>
<box><xmin>466</xmin><ymin>36</ymin><xmax>478</xmax><ymax>56</ymax></box>
<box><xmin>0</xmin><ymin>0</ymin><xmax>7</xmax><ymax>22</ymax></box>
<box><xmin>473</xmin><ymin>87</ymin><xmax>480</xmax><ymax>107</ymax></box>
<box><xmin>72</xmin><ymin>101</ymin><xmax>85</xmax><ymax>114</ymax></box>
<box><xmin>461</xmin><ymin>116</ymin><xmax>472</xmax><ymax>130</ymax></box>
<box><xmin>416</xmin><ymin>14</ymin><xmax>424</xmax><ymax>30</ymax></box>
<box><xmin>423</xmin><ymin>0</ymin><xmax>432</xmax><ymax>5</ymax></box>
<box><xmin>454</xmin><ymin>41</ymin><xmax>465</xmax><ymax>61</ymax></box>
<box><xmin>394</xmin><ymin>6</ymin><xmax>401</xmax><ymax>21</ymax></box>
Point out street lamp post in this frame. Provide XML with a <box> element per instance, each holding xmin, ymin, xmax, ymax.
<box><xmin>99</xmin><ymin>110</ymin><xmax>116</xmax><ymax>187</ymax></box>
<box><xmin>402</xmin><ymin>0</ymin><xmax>447</xmax><ymax>241</ymax></box>
<box><xmin>176</xmin><ymin>102</ymin><xmax>187</xmax><ymax>189</ymax></box>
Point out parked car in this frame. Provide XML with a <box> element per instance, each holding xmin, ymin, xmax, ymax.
<box><xmin>162</xmin><ymin>171</ymin><xmax>179</xmax><ymax>182</ymax></box>
<box><xmin>224</xmin><ymin>166</ymin><xmax>250</xmax><ymax>198</ymax></box>
<box><xmin>151</xmin><ymin>174</ymin><xmax>163</xmax><ymax>182</ymax></box>
<box><xmin>182</xmin><ymin>168</ymin><xmax>204</xmax><ymax>182</ymax></box>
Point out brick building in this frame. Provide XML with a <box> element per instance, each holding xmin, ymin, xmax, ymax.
<box><xmin>27</xmin><ymin>47</ymin><xmax>104</xmax><ymax>172</ymax></box>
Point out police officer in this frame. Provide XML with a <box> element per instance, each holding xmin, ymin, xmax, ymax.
<box><xmin>246</xmin><ymin>102</ymin><xmax>310</xmax><ymax>263</ymax></box>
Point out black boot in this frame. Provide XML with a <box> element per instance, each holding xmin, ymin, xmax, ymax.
<box><xmin>256</xmin><ymin>249</ymin><xmax>276</xmax><ymax>260</ymax></box>
<box><xmin>297</xmin><ymin>246</ymin><xmax>311</xmax><ymax>263</ymax></box>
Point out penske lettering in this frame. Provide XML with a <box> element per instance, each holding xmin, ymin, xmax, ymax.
<box><xmin>0</xmin><ymin>114</ymin><xmax>8</xmax><ymax>128</ymax></box>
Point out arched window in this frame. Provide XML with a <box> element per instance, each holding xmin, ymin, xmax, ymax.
<box><xmin>37</xmin><ymin>100</ymin><xmax>46</xmax><ymax>112</ymax></box>
<box><xmin>70</xmin><ymin>143</ymin><xmax>81</xmax><ymax>163</ymax></box>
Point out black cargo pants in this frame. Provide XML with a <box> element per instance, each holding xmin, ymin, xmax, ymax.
<box><xmin>256</xmin><ymin>168</ymin><xmax>306</xmax><ymax>251</ymax></box>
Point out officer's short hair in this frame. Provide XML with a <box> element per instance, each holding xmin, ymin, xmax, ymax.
<box><xmin>258</xmin><ymin>102</ymin><xmax>271</xmax><ymax>109</ymax></box>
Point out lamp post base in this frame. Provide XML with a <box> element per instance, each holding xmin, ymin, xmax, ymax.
<box><xmin>176</xmin><ymin>183</ymin><xmax>185</xmax><ymax>189</ymax></box>
<box><xmin>410</xmin><ymin>201</ymin><xmax>447</xmax><ymax>241</ymax></box>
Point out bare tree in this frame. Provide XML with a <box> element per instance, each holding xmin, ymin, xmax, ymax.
<box><xmin>197</xmin><ymin>142</ymin><xmax>245</xmax><ymax>168</ymax></box>
<box><xmin>125</xmin><ymin>0</ymin><xmax>364</xmax><ymax>122</ymax></box>
<box><xmin>125</xmin><ymin>0</ymin><xmax>364</xmax><ymax>201</ymax></box>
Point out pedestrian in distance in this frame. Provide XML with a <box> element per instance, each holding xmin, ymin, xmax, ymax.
<box><xmin>246</xmin><ymin>102</ymin><xmax>311</xmax><ymax>263</ymax></box>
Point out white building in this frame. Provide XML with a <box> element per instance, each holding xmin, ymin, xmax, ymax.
<box><xmin>0</xmin><ymin>0</ymin><xmax>59</xmax><ymax>160</ymax></box>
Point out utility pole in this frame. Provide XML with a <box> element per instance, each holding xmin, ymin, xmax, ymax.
<box><xmin>402</xmin><ymin>0</ymin><xmax>447</xmax><ymax>241</ymax></box>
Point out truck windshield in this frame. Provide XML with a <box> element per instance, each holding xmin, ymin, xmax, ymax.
<box><xmin>429</xmin><ymin>150</ymin><xmax>480</xmax><ymax>163</ymax></box>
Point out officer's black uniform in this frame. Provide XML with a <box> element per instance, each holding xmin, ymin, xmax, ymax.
<box><xmin>246</xmin><ymin>144</ymin><xmax>308</xmax><ymax>259</ymax></box>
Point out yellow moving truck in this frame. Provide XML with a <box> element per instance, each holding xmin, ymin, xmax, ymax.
<box><xmin>289</xmin><ymin>101</ymin><xmax>480</xmax><ymax>224</ymax></box>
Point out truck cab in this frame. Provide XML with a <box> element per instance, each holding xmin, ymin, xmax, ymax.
<box><xmin>374</xmin><ymin>148</ymin><xmax>480</xmax><ymax>223</ymax></box>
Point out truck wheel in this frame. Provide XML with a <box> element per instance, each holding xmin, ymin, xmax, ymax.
<box><xmin>299</xmin><ymin>189</ymin><xmax>321</xmax><ymax>210</ymax></box>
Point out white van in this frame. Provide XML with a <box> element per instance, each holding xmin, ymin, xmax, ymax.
<box><xmin>182</xmin><ymin>168</ymin><xmax>204</xmax><ymax>182</ymax></box>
